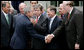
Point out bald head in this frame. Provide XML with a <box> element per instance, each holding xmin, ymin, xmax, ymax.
<box><xmin>60</xmin><ymin>4</ymin><xmax>64</xmax><ymax>7</ymax></box>
<box><xmin>19</xmin><ymin>3</ymin><xmax>27</xmax><ymax>14</ymax></box>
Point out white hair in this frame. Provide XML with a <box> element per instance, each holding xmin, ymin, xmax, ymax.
<box><xmin>19</xmin><ymin>3</ymin><xmax>27</xmax><ymax>9</ymax></box>
<box><xmin>23</xmin><ymin>6</ymin><xmax>31</xmax><ymax>14</ymax></box>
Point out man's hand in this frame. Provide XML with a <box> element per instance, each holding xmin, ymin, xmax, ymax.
<box><xmin>45</xmin><ymin>34</ymin><xmax>54</xmax><ymax>43</ymax></box>
<box><xmin>30</xmin><ymin>18</ymin><xmax>37</xmax><ymax>25</ymax></box>
<box><xmin>75</xmin><ymin>43</ymin><xmax>80</xmax><ymax>49</ymax></box>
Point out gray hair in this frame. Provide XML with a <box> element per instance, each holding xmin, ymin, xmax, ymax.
<box><xmin>19</xmin><ymin>3</ymin><xmax>27</xmax><ymax>9</ymax></box>
<box><xmin>23</xmin><ymin>6</ymin><xmax>31</xmax><ymax>14</ymax></box>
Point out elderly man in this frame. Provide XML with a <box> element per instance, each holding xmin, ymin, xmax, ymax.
<box><xmin>10</xmin><ymin>6</ymin><xmax>48</xmax><ymax>49</ymax></box>
<box><xmin>13</xmin><ymin>3</ymin><xmax>27</xmax><ymax>31</ymax></box>
<box><xmin>45</xmin><ymin>1</ymin><xmax>83</xmax><ymax>49</ymax></box>
<box><xmin>58</xmin><ymin>4</ymin><xmax>66</xmax><ymax>20</ymax></box>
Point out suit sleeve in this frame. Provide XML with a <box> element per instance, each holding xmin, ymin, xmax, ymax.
<box><xmin>34</xmin><ymin>18</ymin><xmax>48</xmax><ymax>33</ymax></box>
<box><xmin>26</xmin><ymin>22</ymin><xmax>45</xmax><ymax>41</ymax></box>
<box><xmin>52</xmin><ymin>20</ymin><xmax>65</xmax><ymax>38</ymax></box>
<box><xmin>74</xmin><ymin>13</ymin><xmax>83</xmax><ymax>44</ymax></box>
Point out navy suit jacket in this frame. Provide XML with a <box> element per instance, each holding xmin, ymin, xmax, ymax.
<box><xmin>47</xmin><ymin>16</ymin><xmax>62</xmax><ymax>49</ymax></box>
<box><xmin>48</xmin><ymin>16</ymin><xmax>62</xmax><ymax>34</ymax></box>
<box><xmin>10</xmin><ymin>14</ymin><xmax>45</xmax><ymax>49</ymax></box>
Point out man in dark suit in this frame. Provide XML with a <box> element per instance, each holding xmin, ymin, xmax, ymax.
<box><xmin>10</xmin><ymin>6</ymin><xmax>46</xmax><ymax>49</ymax></box>
<box><xmin>1</xmin><ymin>2</ymin><xmax>13</xmax><ymax>49</ymax></box>
<box><xmin>46</xmin><ymin>5</ymin><xmax>67</xmax><ymax>49</ymax></box>
<box><xmin>45</xmin><ymin>1</ymin><xmax>83</xmax><ymax>49</ymax></box>
<box><xmin>30</xmin><ymin>4</ymin><xmax>48</xmax><ymax>49</ymax></box>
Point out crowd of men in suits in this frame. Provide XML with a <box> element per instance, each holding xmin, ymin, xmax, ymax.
<box><xmin>1</xmin><ymin>1</ymin><xmax>83</xmax><ymax>49</ymax></box>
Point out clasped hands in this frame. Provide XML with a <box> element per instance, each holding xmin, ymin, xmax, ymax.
<box><xmin>45</xmin><ymin>34</ymin><xmax>54</xmax><ymax>43</ymax></box>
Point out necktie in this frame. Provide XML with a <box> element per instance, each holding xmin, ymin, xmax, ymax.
<box><xmin>65</xmin><ymin>13</ymin><xmax>70</xmax><ymax>25</ymax></box>
<box><xmin>67</xmin><ymin>13</ymin><xmax>70</xmax><ymax>20</ymax></box>
<box><xmin>5</xmin><ymin>14</ymin><xmax>9</xmax><ymax>25</ymax></box>
<box><xmin>36</xmin><ymin>17</ymin><xmax>38</xmax><ymax>23</ymax></box>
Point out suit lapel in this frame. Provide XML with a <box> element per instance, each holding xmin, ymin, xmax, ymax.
<box><xmin>66</xmin><ymin>8</ymin><xmax>75</xmax><ymax>26</ymax></box>
<box><xmin>68</xmin><ymin>8</ymin><xmax>75</xmax><ymax>21</ymax></box>
<box><xmin>38</xmin><ymin>15</ymin><xmax>45</xmax><ymax>25</ymax></box>
<box><xmin>51</xmin><ymin>16</ymin><xmax>57</xmax><ymax>30</ymax></box>
<box><xmin>64</xmin><ymin>13</ymin><xmax>69</xmax><ymax>25</ymax></box>
<box><xmin>1</xmin><ymin>12</ymin><xmax>9</xmax><ymax>27</ymax></box>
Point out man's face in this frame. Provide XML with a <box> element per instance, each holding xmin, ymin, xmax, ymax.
<box><xmin>59</xmin><ymin>6</ymin><xmax>64</xmax><ymax>15</ymax></box>
<box><xmin>19</xmin><ymin>6</ymin><xmax>26</xmax><ymax>14</ymax></box>
<box><xmin>59</xmin><ymin>4</ymin><xmax>67</xmax><ymax>15</ymax></box>
<box><xmin>19</xmin><ymin>4</ymin><xmax>27</xmax><ymax>14</ymax></box>
<box><xmin>3</xmin><ymin>3</ymin><xmax>10</xmax><ymax>14</ymax></box>
<box><xmin>30</xmin><ymin>1</ymin><xmax>38</xmax><ymax>7</ymax></box>
<box><xmin>34</xmin><ymin>8</ymin><xmax>41</xmax><ymax>17</ymax></box>
<box><xmin>63</xmin><ymin>1</ymin><xmax>70</xmax><ymax>12</ymax></box>
<box><xmin>29</xmin><ymin>11</ymin><xmax>33</xmax><ymax>17</ymax></box>
<box><xmin>47</xmin><ymin>8</ymin><xmax>54</xmax><ymax>18</ymax></box>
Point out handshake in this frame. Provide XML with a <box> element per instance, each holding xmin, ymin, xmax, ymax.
<box><xmin>45</xmin><ymin>34</ymin><xmax>55</xmax><ymax>43</ymax></box>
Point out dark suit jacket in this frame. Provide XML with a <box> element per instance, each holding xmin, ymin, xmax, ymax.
<box><xmin>48</xmin><ymin>16</ymin><xmax>62</xmax><ymax>34</ymax></box>
<box><xmin>1</xmin><ymin>11</ymin><xmax>13</xmax><ymax>47</ymax></box>
<box><xmin>31</xmin><ymin>14</ymin><xmax>48</xmax><ymax>49</ymax></box>
<box><xmin>13</xmin><ymin>13</ymin><xmax>23</xmax><ymax>30</ymax></box>
<box><xmin>74</xmin><ymin>13</ymin><xmax>83</xmax><ymax>49</ymax></box>
<box><xmin>34</xmin><ymin>14</ymin><xmax>48</xmax><ymax>35</ymax></box>
<box><xmin>10</xmin><ymin>14</ymin><xmax>45</xmax><ymax>49</ymax></box>
<box><xmin>46</xmin><ymin>16</ymin><xmax>64</xmax><ymax>49</ymax></box>
<box><xmin>52</xmin><ymin>8</ymin><xmax>83</xmax><ymax>49</ymax></box>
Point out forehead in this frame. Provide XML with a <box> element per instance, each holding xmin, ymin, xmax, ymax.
<box><xmin>5</xmin><ymin>3</ymin><xmax>10</xmax><ymax>7</ymax></box>
<box><xmin>47</xmin><ymin>8</ymin><xmax>50</xmax><ymax>11</ymax></box>
<box><xmin>63</xmin><ymin>1</ymin><xmax>68</xmax><ymax>4</ymax></box>
<box><xmin>31</xmin><ymin>1</ymin><xmax>37</xmax><ymax>3</ymax></box>
<box><xmin>60</xmin><ymin>4</ymin><xmax>63</xmax><ymax>6</ymax></box>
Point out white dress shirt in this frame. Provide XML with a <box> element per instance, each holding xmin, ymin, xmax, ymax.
<box><xmin>2</xmin><ymin>10</ymin><xmax>8</xmax><ymax>18</ymax></box>
<box><xmin>49</xmin><ymin>15</ymin><xmax>56</xmax><ymax>30</ymax></box>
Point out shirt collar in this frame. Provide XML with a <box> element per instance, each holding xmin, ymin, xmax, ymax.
<box><xmin>51</xmin><ymin>14</ymin><xmax>56</xmax><ymax>20</ymax></box>
<box><xmin>69</xmin><ymin>7</ymin><xmax>73</xmax><ymax>14</ymax></box>
<box><xmin>37</xmin><ymin>14</ymin><xmax>41</xmax><ymax>20</ymax></box>
<box><xmin>2</xmin><ymin>10</ymin><xmax>8</xmax><ymax>17</ymax></box>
